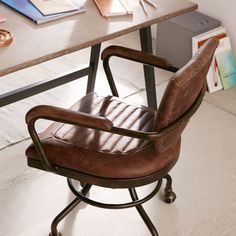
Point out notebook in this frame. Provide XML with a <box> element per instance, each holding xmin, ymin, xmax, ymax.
<box><xmin>94</xmin><ymin>0</ymin><xmax>132</xmax><ymax>17</ymax></box>
<box><xmin>30</xmin><ymin>0</ymin><xmax>79</xmax><ymax>16</ymax></box>
<box><xmin>2</xmin><ymin>0</ymin><xmax>86</xmax><ymax>24</ymax></box>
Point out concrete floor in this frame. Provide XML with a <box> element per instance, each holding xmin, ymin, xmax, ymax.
<box><xmin>0</xmin><ymin>32</ymin><xmax>236</xmax><ymax>236</ymax></box>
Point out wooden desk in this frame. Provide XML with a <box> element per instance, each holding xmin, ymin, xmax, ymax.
<box><xmin>0</xmin><ymin>0</ymin><xmax>197</xmax><ymax>109</ymax></box>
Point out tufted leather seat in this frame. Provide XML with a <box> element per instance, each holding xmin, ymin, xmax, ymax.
<box><xmin>25</xmin><ymin>38</ymin><xmax>219</xmax><ymax>236</ymax></box>
<box><xmin>26</xmin><ymin>92</ymin><xmax>180</xmax><ymax>179</ymax></box>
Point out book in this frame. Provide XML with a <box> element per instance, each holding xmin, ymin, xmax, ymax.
<box><xmin>94</xmin><ymin>0</ymin><xmax>132</xmax><ymax>18</ymax></box>
<box><xmin>30</xmin><ymin>0</ymin><xmax>79</xmax><ymax>16</ymax></box>
<box><xmin>216</xmin><ymin>37</ymin><xmax>236</xmax><ymax>90</ymax></box>
<box><xmin>0</xmin><ymin>15</ymin><xmax>7</xmax><ymax>23</ymax></box>
<box><xmin>192</xmin><ymin>26</ymin><xmax>226</xmax><ymax>93</ymax></box>
<box><xmin>2</xmin><ymin>0</ymin><xmax>86</xmax><ymax>24</ymax></box>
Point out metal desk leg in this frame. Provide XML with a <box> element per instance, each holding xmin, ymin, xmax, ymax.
<box><xmin>86</xmin><ymin>44</ymin><xmax>101</xmax><ymax>93</ymax></box>
<box><xmin>139</xmin><ymin>26</ymin><xmax>157</xmax><ymax>110</ymax></box>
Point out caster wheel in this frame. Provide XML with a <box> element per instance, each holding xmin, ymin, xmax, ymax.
<box><xmin>49</xmin><ymin>232</ymin><xmax>62</xmax><ymax>236</ymax></box>
<box><xmin>80</xmin><ymin>181</ymin><xmax>86</xmax><ymax>188</ymax></box>
<box><xmin>163</xmin><ymin>188</ymin><xmax>176</xmax><ymax>204</ymax></box>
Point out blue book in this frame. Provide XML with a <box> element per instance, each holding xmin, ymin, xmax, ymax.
<box><xmin>2</xmin><ymin>0</ymin><xmax>86</xmax><ymax>24</ymax></box>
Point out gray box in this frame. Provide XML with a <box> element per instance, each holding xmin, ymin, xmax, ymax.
<box><xmin>156</xmin><ymin>11</ymin><xmax>221</xmax><ymax>69</ymax></box>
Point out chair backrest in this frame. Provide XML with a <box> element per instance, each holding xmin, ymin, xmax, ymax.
<box><xmin>155</xmin><ymin>38</ymin><xmax>219</xmax><ymax>152</ymax></box>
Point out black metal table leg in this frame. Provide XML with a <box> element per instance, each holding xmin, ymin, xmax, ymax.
<box><xmin>86</xmin><ymin>43</ymin><xmax>102</xmax><ymax>93</ymax></box>
<box><xmin>139</xmin><ymin>26</ymin><xmax>157</xmax><ymax>110</ymax></box>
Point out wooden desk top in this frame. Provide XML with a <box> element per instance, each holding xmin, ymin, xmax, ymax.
<box><xmin>0</xmin><ymin>0</ymin><xmax>197</xmax><ymax>77</ymax></box>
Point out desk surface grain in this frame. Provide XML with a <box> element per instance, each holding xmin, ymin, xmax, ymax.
<box><xmin>0</xmin><ymin>0</ymin><xmax>197</xmax><ymax>77</ymax></box>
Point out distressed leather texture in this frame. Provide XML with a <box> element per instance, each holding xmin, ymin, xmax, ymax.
<box><xmin>26</xmin><ymin>92</ymin><xmax>180</xmax><ymax>178</ymax></box>
<box><xmin>154</xmin><ymin>38</ymin><xmax>218</xmax><ymax>152</ymax></box>
<box><xmin>26</xmin><ymin>38</ymin><xmax>219</xmax><ymax>179</ymax></box>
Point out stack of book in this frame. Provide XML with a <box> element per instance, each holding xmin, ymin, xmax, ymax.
<box><xmin>94</xmin><ymin>0</ymin><xmax>133</xmax><ymax>18</ymax></box>
<box><xmin>192</xmin><ymin>26</ymin><xmax>236</xmax><ymax>92</ymax></box>
<box><xmin>2</xmin><ymin>0</ymin><xmax>86</xmax><ymax>24</ymax></box>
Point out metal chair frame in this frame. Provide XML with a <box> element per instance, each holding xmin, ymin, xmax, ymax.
<box><xmin>26</xmin><ymin>45</ymin><xmax>208</xmax><ymax>236</ymax></box>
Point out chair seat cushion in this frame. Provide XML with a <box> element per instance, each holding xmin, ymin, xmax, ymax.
<box><xmin>26</xmin><ymin>92</ymin><xmax>180</xmax><ymax>179</ymax></box>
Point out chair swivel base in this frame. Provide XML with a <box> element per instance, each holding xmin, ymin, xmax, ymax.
<box><xmin>49</xmin><ymin>233</ymin><xmax>61</xmax><ymax>236</ymax></box>
<box><xmin>49</xmin><ymin>174</ymin><xmax>176</xmax><ymax>236</ymax></box>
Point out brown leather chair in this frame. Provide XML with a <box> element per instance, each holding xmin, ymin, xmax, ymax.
<box><xmin>25</xmin><ymin>38</ymin><xmax>219</xmax><ymax>236</ymax></box>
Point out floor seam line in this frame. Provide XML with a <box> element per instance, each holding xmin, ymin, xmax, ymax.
<box><xmin>204</xmin><ymin>98</ymin><xmax>236</xmax><ymax>118</ymax></box>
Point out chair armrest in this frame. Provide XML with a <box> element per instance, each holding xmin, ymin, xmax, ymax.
<box><xmin>26</xmin><ymin>105</ymin><xmax>113</xmax><ymax>131</ymax></box>
<box><xmin>26</xmin><ymin>105</ymin><xmax>113</xmax><ymax>173</ymax></box>
<box><xmin>101</xmin><ymin>45</ymin><xmax>172</xmax><ymax>70</ymax></box>
<box><xmin>101</xmin><ymin>45</ymin><xmax>174</xmax><ymax>96</ymax></box>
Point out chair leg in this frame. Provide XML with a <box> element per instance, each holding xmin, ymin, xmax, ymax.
<box><xmin>163</xmin><ymin>174</ymin><xmax>176</xmax><ymax>204</ymax></box>
<box><xmin>49</xmin><ymin>184</ymin><xmax>92</xmax><ymax>236</ymax></box>
<box><xmin>128</xmin><ymin>188</ymin><xmax>159</xmax><ymax>236</ymax></box>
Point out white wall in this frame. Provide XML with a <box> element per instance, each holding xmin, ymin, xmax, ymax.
<box><xmin>192</xmin><ymin>0</ymin><xmax>236</xmax><ymax>55</ymax></box>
